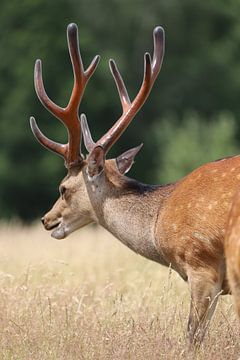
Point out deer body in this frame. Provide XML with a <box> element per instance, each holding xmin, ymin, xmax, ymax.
<box><xmin>156</xmin><ymin>156</ymin><xmax>240</xmax><ymax>285</ymax></box>
<box><xmin>30</xmin><ymin>23</ymin><xmax>240</xmax><ymax>344</ymax></box>
<box><xmin>82</xmin><ymin>155</ymin><xmax>240</xmax><ymax>342</ymax></box>
<box><xmin>83</xmin><ymin>156</ymin><xmax>240</xmax><ymax>287</ymax></box>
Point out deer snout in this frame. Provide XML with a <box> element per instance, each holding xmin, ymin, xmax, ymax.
<box><xmin>41</xmin><ymin>214</ymin><xmax>61</xmax><ymax>231</ymax></box>
<box><xmin>41</xmin><ymin>215</ymin><xmax>50</xmax><ymax>229</ymax></box>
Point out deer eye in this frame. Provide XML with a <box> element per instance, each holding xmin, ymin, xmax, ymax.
<box><xmin>59</xmin><ymin>186</ymin><xmax>67</xmax><ymax>199</ymax></box>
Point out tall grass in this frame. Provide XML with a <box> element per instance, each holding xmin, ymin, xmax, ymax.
<box><xmin>0</xmin><ymin>222</ymin><xmax>239</xmax><ymax>359</ymax></box>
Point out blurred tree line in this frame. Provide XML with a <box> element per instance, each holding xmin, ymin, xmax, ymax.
<box><xmin>0</xmin><ymin>0</ymin><xmax>240</xmax><ymax>220</ymax></box>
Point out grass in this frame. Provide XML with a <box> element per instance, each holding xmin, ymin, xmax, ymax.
<box><xmin>0</xmin><ymin>222</ymin><xmax>239</xmax><ymax>359</ymax></box>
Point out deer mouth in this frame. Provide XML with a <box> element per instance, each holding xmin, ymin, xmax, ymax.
<box><xmin>43</xmin><ymin>218</ymin><xmax>67</xmax><ymax>239</ymax></box>
<box><xmin>51</xmin><ymin>222</ymin><xmax>68</xmax><ymax>240</ymax></box>
<box><xmin>47</xmin><ymin>222</ymin><xmax>60</xmax><ymax>231</ymax></box>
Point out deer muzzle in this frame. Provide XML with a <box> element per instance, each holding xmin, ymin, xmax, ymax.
<box><xmin>41</xmin><ymin>215</ymin><xmax>67</xmax><ymax>239</ymax></box>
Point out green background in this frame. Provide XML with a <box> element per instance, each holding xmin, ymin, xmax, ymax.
<box><xmin>1</xmin><ymin>0</ymin><xmax>240</xmax><ymax>220</ymax></box>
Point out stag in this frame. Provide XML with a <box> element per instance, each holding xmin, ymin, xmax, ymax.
<box><xmin>30</xmin><ymin>23</ymin><xmax>240</xmax><ymax>343</ymax></box>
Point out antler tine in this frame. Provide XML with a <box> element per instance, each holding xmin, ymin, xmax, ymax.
<box><xmin>152</xmin><ymin>26</ymin><xmax>165</xmax><ymax>79</ymax></box>
<box><xmin>32</xmin><ymin>23</ymin><xmax>100</xmax><ymax>168</ymax></box>
<box><xmin>86</xmin><ymin>55</ymin><xmax>101</xmax><ymax>79</ymax></box>
<box><xmin>66</xmin><ymin>23</ymin><xmax>84</xmax><ymax>113</ymax></box>
<box><xmin>30</xmin><ymin>116</ymin><xmax>67</xmax><ymax>158</ymax></box>
<box><xmin>93</xmin><ymin>26</ymin><xmax>165</xmax><ymax>155</ymax></box>
<box><xmin>109</xmin><ymin>59</ymin><xmax>131</xmax><ymax>111</ymax></box>
<box><xmin>66</xmin><ymin>23</ymin><xmax>100</xmax><ymax>113</ymax></box>
<box><xmin>80</xmin><ymin>114</ymin><xmax>96</xmax><ymax>152</ymax></box>
<box><xmin>34</xmin><ymin>59</ymin><xmax>65</xmax><ymax>119</ymax></box>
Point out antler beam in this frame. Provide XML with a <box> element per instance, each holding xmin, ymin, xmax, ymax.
<box><xmin>30</xmin><ymin>23</ymin><xmax>100</xmax><ymax>168</ymax></box>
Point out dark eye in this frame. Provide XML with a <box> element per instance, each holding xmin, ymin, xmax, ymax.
<box><xmin>60</xmin><ymin>186</ymin><xmax>66</xmax><ymax>198</ymax></box>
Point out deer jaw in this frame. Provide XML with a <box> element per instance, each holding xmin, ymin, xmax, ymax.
<box><xmin>41</xmin><ymin>167</ymin><xmax>96</xmax><ymax>239</ymax></box>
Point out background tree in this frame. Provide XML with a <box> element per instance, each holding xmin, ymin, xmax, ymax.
<box><xmin>0</xmin><ymin>0</ymin><xmax>240</xmax><ymax>220</ymax></box>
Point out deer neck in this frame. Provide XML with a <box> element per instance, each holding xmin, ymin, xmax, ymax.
<box><xmin>83</xmin><ymin>162</ymin><xmax>175</xmax><ymax>263</ymax></box>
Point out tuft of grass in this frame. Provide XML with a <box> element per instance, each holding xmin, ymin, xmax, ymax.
<box><xmin>0</xmin><ymin>222</ymin><xmax>239</xmax><ymax>359</ymax></box>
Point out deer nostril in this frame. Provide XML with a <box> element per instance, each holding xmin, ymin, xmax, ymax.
<box><xmin>41</xmin><ymin>217</ymin><xmax>45</xmax><ymax>225</ymax></box>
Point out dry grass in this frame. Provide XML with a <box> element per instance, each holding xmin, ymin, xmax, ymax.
<box><xmin>0</xmin><ymin>222</ymin><xmax>239</xmax><ymax>359</ymax></box>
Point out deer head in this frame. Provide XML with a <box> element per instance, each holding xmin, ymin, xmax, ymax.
<box><xmin>30</xmin><ymin>24</ymin><xmax>164</xmax><ymax>239</ymax></box>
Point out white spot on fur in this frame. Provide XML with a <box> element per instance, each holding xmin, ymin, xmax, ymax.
<box><xmin>181</xmin><ymin>235</ymin><xmax>190</xmax><ymax>241</ymax></box>
<box><xmin>208</xmin><ymin>204</ymin><xmax>213</xmax><ymax>210</ymax></box>
<box><xmin>193</xmin><ymin>232</ymin><xmax>209</xmax><ymax>242</ymax></box>
<box><xmin>231</xmin><ymin>167</ymin><xmax>236</xmax><ymax>172</ymax></box>
<box><xmin>221</xmin><ymin>172</ymin><xmax>226</xmax><ymax>178</ymax></box>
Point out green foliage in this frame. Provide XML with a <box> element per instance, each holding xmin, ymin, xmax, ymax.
<box><xmin>1</xmin><ymin>0</ymin><xmax>240</xmax><ymax>219</ymax></box>
<box><xmin>153</xmin><ymin>111</ymin><xmax>240</xmax><ymax>183</ymax></box>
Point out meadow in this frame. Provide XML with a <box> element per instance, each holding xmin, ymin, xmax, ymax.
<box><xmin>0</xmin><ymin>222</ymin><xmax>239</xmax><ymax>359</ymax></box>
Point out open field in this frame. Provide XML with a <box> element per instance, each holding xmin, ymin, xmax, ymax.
<box><xmin>0</xmin><ymin>222</ymin><xmax>239</xmax><ymax>359</ymax></box>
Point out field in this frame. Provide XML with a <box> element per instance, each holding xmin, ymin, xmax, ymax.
<box><xmin>0</xmin><ymin>222</ymin><xmax>239</xmax><ymax>359</ymax></box>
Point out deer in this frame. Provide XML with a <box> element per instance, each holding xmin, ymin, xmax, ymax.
<box><xmin>30</xmin><ymin>23</ymin><xmax>240</xmax><ymax>344</ymax></box>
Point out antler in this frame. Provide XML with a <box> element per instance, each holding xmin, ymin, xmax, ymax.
<box><xmin>81</xmin><ymin>26</ymin><xmax>164</xmax><ymax>157</ymax></box>
<box><xmin>30</xmin><ymin>23</ymin><xmax>100</xmax><ymax>168</ymax></box>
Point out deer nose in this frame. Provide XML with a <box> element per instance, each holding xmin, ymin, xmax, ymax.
<box><xmin>41</xmin><ymin>217</ymin><xmax>45</xmax><ymax>225</ymax></box>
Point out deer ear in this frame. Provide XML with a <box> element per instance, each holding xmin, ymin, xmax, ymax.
<box><xmin>116</xmin><ymin>144</ymin><xmax>143</xmax><ymax>174</ymax></box>
<box><xmin>87</xmin><ymin>146</ymin><xmax>105</xmax><ymax>177</ymax></box>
